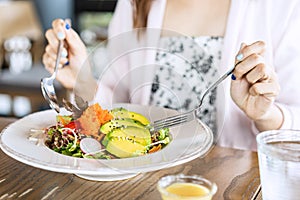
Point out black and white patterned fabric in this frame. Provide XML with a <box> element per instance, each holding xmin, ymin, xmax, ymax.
<box><xmin>150</xmin><ymin>36</ymin><xmax>223</xmax><ymax>134</ymax></box>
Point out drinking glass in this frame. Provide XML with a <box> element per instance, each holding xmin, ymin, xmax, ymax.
<box><xmin>157</xmin><ymin>174</ymin><xmax>217</xmax><ymax>200</ymax></box>
<box><xmin>257</xmin><ymin>130</ymin><xmax>300</xmax><ymax>200</ymax></box>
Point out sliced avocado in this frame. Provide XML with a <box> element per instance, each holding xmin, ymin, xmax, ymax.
<box><xmin>107</xmin><ymin>126</ymin><xmax>151</xmax><ymax>146</ymax></box>
<box><xmin>100</xmin><ymin>118</ymin><xmax>145</xmax><ymax>135</ymax></box>
<box><xmin>102</xmin><ymin>135</ymin><xmax>110</xmax><ymax>147</ymax></box>
<box><xmin>110</xmin><ymin>108</ymin><xmax>150</xmax><ymax>125</ymax></box>
<box><xmin>106</xmin><ymin>138</ymin><xmax>147</xmax><ymax>158</ymax></box>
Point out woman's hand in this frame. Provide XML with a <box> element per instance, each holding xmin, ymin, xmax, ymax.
<box><xmin>42</xmin><ymin>19</ymin><xmax>89</xmax><ymax>89</ymax></box>
<box><xmin>230</xmin><ymin>41</ymin><xmax>283</xmax><ymax>131</ymax></box>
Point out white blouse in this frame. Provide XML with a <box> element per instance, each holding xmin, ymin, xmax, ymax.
<box><xmin>150</xmin><ymin>36</ymin><xmax>224</xmax><ymax>135</ymax></box>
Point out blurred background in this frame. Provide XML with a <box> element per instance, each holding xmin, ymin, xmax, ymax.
<box><xmin>0</xmin><ymin>0</ymin><xmax>117</xmax><ymax>117</ymax></box>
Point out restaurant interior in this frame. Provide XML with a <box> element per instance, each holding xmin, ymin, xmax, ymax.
<box><xmin>1</xmin><ymin>1</ymin><xmax>299</xmax><ymax>199</ymax></box>
<box><xmin>0</xmin><ymin>0</ymin><xmax>116</xmax><ymax>117</ymax></box>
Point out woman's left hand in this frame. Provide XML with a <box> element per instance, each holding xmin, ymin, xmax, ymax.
<box><xmin>230</xmin><ymin>41</ymin><xmax>283</xmax><ymax>131</ymax></box>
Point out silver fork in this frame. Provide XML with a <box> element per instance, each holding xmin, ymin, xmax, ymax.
<box><xmin>149</xmin><ymin>66</ymin><xmax>236</xmax><ymax>132</ymax></box>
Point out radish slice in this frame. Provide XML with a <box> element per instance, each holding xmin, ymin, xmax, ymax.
<box><xmin>80</xmin><ymin>138</ymin><xmax>102</xmax><ymax>154</ymax></box>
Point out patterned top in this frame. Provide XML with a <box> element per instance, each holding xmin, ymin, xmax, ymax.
<box><xmin>149</xmin><ymin>36</ymin><xmax>223</xmax><ymax>134</ymax></box>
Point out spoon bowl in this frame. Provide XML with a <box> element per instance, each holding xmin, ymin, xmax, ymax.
<box><xmin>41</xmin><ymin>77</ymin><xmax>60</xmax><ymax>112</ymax></box>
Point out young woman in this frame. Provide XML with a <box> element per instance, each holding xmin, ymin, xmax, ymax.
<box><xmin>43</xmin><ymin>0</ymin><xmax>300</xmax><ymax>150</ymax></box>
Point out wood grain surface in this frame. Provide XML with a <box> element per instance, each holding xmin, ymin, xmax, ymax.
<box><xmin>0</xmin><ymin>117</ymin><xmax>261</xmax><ymax>200</ymax></box>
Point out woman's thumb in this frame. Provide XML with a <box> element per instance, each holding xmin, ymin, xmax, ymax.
<box><xmin>64</xmin><ymin>20</ymin><xmax>86</xmax><ymax>50</ymax></box>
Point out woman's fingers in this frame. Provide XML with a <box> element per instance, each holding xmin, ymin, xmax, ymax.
<box><xmin>52</xmin><ymin>18</ymin><xmax>84</xmax><ymax>51</ymax></box>
<box><xmin>249</xmin><ymin>82</ymin><xmax>280</xmax><ymax>97</ymax></box>
<box><xmin>45</xmin><ymin>19</ymin><xmax>67</xmax><ymax>58</ymax></box>
<box><xmin>52</xmin><ymin>19</ymin><xmax>66</xmax><ymax>40</ymax></box>
<box><xmin>233</xmin><ymin>41</ymin><xmax>269</xmax><ymax>82</ymax></box>
<box><xmin>234</xmin><ymin>53</ymin><xmax>265</xmax><ymax>79</ymax></box>
<box><xmin>245</xmin><ymin>63</ymin><xmax>271</xmax><ymax>84</ymax></box>
<box><xmin>233</xmin><ymin>41</ymin><xmax>266</xmax><ymax>77</ymax></box>
<box><xmin>43</xmin><ymin>52</ymin><xmax>65</xmax><ymax>72</ymax></box>
<box><xmin>47</xmin><ymin>18</ymin><xmax>86</xmax><ymax>54</ymax></box>
<box><xmin>43</xmin><ymin>53</ymin><xmax>55</xmax><ymax>72</ymax></box>
<box><xmin>45</xmin><ymin>44</ymin><xmax>67</xmax><ymax>61</ymax></box>
<box><xmin>65</xmin><ymin>29</ymin><xmax>87</xmax><ymax>54</ymax></box>
<box><xmin>45</xmin><ymin>29</ymin><xmax>59</xmax><ymax>47</ymax></box>
<box><xmin>236</xmin><ymin>41</ymin><xmax>266</xmax><ymax>62</ymax></box>
<box><xmin>44</xmin><ymin>19</ymin><xmax>70</xmax><ymax>68</ymax></box>
<box><xmin>44</xmin><ymin>45</ymin><xmax>69</xmax><ymax>65</ymax></box>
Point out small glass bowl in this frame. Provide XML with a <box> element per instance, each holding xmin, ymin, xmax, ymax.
<box><xmin>157</xmin><ymin>174</ymin><xmax>217</xmax><ymax>200</ymax></box>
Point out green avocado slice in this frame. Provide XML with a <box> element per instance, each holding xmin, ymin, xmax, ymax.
<box><xmin>107</xmin><ymin>126</ymin><xmax>151</xmax><ymax>146</ymax></box>
<box><xmin>106</xmin><ymin>138</ymin><xmax>147</xmax><ymax>158</ymax></box>
<box><xmin>110</xmin><ymin>108</ymin><xmax>150</xmax><ymax>125</ymax></box>
<box><xmin>100</xmin><ymin>118</ymin><xmax>145</xmax><ymax>135</ymax></box>
<box><xmin>102</xmin><ymin>126</ymin><xmax>151</xmax><ymax>158</ymax></box>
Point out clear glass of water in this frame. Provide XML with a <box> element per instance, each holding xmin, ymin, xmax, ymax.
<box><xmin>257</xmin><ymin>130</ymin><xmax>300</xmax><ymax>200</ymax></box>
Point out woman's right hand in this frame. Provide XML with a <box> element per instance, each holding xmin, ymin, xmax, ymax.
<box><xmin>42</xmin><ymin>19</ymin><xmax>88</xmax><ymax>90</ymax></box>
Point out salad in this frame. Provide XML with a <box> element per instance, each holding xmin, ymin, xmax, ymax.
<box><xmin>44</xmin><ymin>99</ymin><xmax>170</xmax><ymax>159</ymax></box>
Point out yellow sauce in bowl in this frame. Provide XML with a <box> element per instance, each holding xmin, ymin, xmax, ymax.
<box><xmin>162</xmin><ymin>182</ymin><xmax>212</xmax><ymax>200</ymax></box>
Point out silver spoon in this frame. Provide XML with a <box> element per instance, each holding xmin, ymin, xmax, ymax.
<box><xmin>41</xmin><ymin>39</ymin><xmax>63</xmax><ymax>113</ymax></box>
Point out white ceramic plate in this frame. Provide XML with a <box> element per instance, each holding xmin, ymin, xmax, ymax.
<box><xmin>0</xmin><ymin>104</ymin><xmax>213</xmax><ymax>181</ymax></box>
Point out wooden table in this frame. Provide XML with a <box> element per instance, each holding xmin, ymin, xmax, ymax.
<box><xmin>0</xmin><ymin>117</ymin><xmax>261</xmax><ymax>200</ymax></box>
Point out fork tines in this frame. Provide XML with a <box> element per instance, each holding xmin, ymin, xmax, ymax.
<box><xmin>152</xmin><ymin>111</ymin><xmax>195</xmax><ymax>132</ymax></box>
